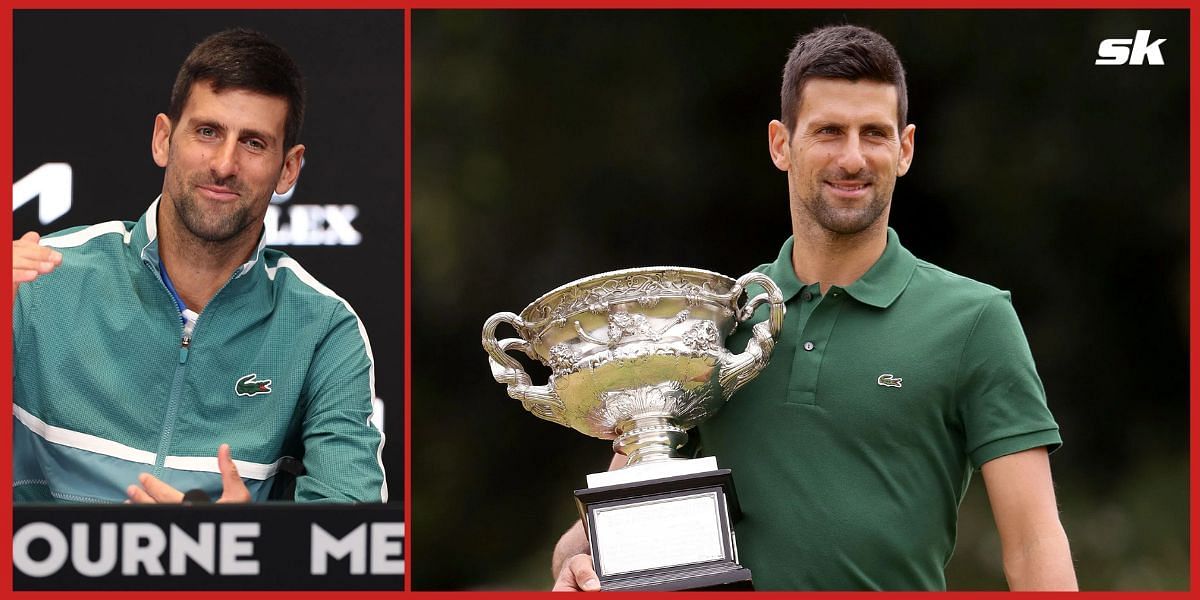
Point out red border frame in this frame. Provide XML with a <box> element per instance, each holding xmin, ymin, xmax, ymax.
<box><xmin>1</xmin><ymin>2</ymin><xmax>12</xmax><ymax>592</ymax></box>
<box><xmin>5</xmin><ymin>0</ymin><xmax>1196</xmax><ymax>6</ymax></box>
<box><xmin>2</xmin><ymin>1</ymin><xmax>1197</xmax><ymax>597</ymax></box>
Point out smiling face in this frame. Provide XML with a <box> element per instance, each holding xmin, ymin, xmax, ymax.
<box><xmin>769</xmin><ymin>77</ymin><xmax>915</xmax><ymax>238</ymax></box>
<box><xmin>153</xmin><ymin>81</ymin><xmax>303</xmax><ymax>246</ymax></box>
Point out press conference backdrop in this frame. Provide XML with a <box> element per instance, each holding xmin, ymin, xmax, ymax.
<box><xmin>13</xmin><ymin>11</ymin><xmax>404</xmax><ymax>498</ymax></box>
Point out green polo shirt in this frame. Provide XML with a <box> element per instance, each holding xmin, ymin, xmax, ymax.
<box><xmin>697</xmin><ymin>228</ymin><xmax>1060</xmax><ymax>590</ymax></box>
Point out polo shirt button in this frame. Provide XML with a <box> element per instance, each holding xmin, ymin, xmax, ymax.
<box><xmin>803</xmin><ymin>341</ymin><xmax>815</xmax><ymax>351</ymax></box>
<box><xmin>801</xmin><ymin>290</ymin><xmax>813</xmax><ymax>301</ymax></box>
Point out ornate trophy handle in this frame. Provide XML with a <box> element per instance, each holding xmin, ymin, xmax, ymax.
<box><xmin>482</xmin><ymin>312</ymin><xmax>567</xmax><ymax>426</ymax></box>
<box><xmin>719</xmin><ymin>272</ymin><xmax>786</xmax><ymax>399</ymax></box>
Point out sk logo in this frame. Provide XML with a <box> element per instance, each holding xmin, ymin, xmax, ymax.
<box><xmin>877</xmin><ymin>373</ymin><xmax>903</xmax><ymax>389</ymax></box>
<box><xmin>1095</xmin><ymin>30</ymin><xmax>1166</xmax><ymax>66</ymax></box>
<box><xmin>235</xmin><ymin>374</ymin><xmax>273</xmax><ymax>397</ymax></box>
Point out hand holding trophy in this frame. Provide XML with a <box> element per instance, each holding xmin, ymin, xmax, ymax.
<box><xmin>483</xmin><ymin>267</ymin><xmax>785</xmax><ymax>591</ymax></box>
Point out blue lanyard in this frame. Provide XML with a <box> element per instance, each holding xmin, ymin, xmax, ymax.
<box><xmin>158</xmin><ymin>262</ymin><xmax>188</xmax><ymax>325</ymax></box>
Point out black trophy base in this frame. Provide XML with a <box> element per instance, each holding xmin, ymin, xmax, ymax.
<box><xmin>575</xmin><ymin>467</ymin><xmax>754</xmax><ymax>592</ymax></box>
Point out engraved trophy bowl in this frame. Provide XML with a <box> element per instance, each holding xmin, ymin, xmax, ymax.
<box><xmin>483</xmin><ymin>267</ymin><xmax>785</xmax><ymax>467</ymax></box>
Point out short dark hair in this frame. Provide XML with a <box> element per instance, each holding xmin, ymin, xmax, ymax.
<box><xmin>781</xmin><ymin>25</ymin><xmax>907</xmax><ymax>132</ymax></box>
<box><xmin>168</xmin><ymin>28</ymin><xmax>306</xmax><ymax>149</ymax></box>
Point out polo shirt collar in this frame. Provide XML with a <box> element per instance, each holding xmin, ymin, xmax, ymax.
<box><xmin>759</xmin><ymin>236</ymin><xmax>805</xmax><ymax>303</ymax></box>
<box><xmin>843</xmin><ymin>227</ymin><xmax>917</xmax><ymax>308</ymax></box>
<box><xmin>764</xmin><ymin>227</ymin><xmax>917</xmax><ymax>309</ymax></box>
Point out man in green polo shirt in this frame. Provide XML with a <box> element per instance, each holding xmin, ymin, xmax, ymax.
<box><xmin>551</xmin><ymin>24</ymin><xmax>1076</xmax><ymax>590</ymax></box>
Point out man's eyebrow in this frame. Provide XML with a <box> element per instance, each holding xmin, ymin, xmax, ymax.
<box><xmin>810</xmin><ymin>119</ymin><xmax>844</xmax><ymax>129</ymax></box>
<box><xmin>861</xmin><ymin>122</ymin><xmax>898</xmax><ymax>135</ymax></box>
<box><xmin>238</xmin><ymin>128</ymin><xmax>278</xmax><ymax>147</ymax></box>
<box><xmin>186</xmin><ymin>117</ymin><xmax>227</xmax><ymax>133</ymax></box>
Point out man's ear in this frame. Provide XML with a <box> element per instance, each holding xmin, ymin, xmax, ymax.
<box><xmin>768</xmin><ymin>119</ymin><xmax>791</xmax><ymax>171</ymax></box>
<box><xmin>275</xmin><ymin>145</ymin><xmax>306</xmax><ymax>194</ymax></box>
<box><xmin>151</xmin><ymin>113</ymin><xmax>172</xmax><ymax>168</ymax></box>
<box><xmin>897</xmin><ymin>123</ymin><xmax>916</xmax><ymax>177</ymax></box>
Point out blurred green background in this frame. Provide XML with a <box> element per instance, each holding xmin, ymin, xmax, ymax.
<box><xmin>412</xmin><ymin>10</ymin><xmax>1188</xmax><ymax>590</ymax></box>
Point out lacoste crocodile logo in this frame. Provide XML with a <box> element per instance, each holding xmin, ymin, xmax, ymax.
<box><xmin>877</xmin><ymin>373</ymin><xmax>903</xmax><ymax>388</ymax></box>
<box><xmin>235</xmin><ymin>374</ymin><xmax>272</xmax><ymax>397</ymax></box>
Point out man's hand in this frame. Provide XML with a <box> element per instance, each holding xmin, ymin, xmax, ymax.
<box><xmin>126</xmin><ymin>444</ymin><xmax>252</xmax><ymax>504</ymax></box>
<box><xmin>552</xmin><ymin>553</ymin><xmax>600</xmax><ymax>592</ymax></box>
<box><xmin>550</xmin><ymin>455</ymin><xmax>626</xmax><ymax>591</ymax></box>
<box><xmin>13</xmin><ymin>231</ymin><xmax>62</xmax><ymax>301</ymax></box>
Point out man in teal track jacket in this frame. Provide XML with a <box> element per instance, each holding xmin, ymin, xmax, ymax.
<box><xmin>11</xmin><ymin>29</ymin><xmax>387</xmax><ymax>504</ymax></box>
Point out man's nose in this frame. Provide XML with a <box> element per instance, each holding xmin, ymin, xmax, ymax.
<box><xmin>835</xmin><ymin>134</ymin><xmax>867</xmax><ymax>175</ymax></box>
<box><xmin>209</xmin><ymin>139</ymin><xmax>239</xmax><ymax>179</ymax></box>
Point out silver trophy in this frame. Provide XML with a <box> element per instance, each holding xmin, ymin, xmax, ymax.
<box><xmin>483</xmin><ymin>267</ymin><xmax>785</xmax><ymax>591</ymax></box>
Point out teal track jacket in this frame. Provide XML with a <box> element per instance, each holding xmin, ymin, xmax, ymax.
<box><xmin>13</xmin><ymin>200</ymin><xmax>387</xmax><ymax>503</ymax></box>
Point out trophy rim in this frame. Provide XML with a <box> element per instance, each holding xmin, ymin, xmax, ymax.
<box><xmin>517</xmin><ymin>265</ymin><xmax>737</xmax><ymax>324</ymax></box>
